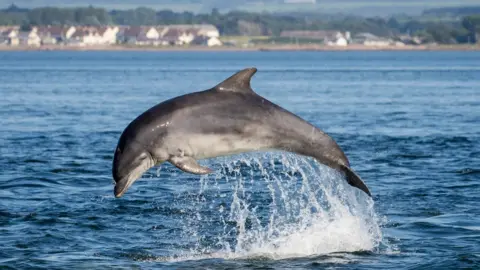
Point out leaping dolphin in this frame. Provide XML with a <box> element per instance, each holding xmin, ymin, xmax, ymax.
<box><xmin>112</xmin><ymin>68</ymin><xmax>371</xmax><ymax>198</ymax></box>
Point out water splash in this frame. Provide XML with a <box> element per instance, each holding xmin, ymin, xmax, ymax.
<box><xmin>166</xmin><ymin>152</ymin><xmax>384</xmax><ymax>261</ymax></box>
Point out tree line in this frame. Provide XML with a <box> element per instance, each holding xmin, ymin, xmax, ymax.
<box><xmin>1</xmin><ymin>4</ymin><xmax>479</xmax><ymax>44</ymax></box>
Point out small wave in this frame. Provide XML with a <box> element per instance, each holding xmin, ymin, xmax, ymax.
<box><xmin>456</xmin><ymin>168</ymin><xmax>480</xmax><ymax>175</ymax></box>
<box><xmin>23</xmin><ymin>159</ymin><xmax>49</xmax><ymax>164</ymax></box>
<box><xmin>406</xmin><ymin>213</ymin><xmax>480</xmax><ymax>234</ymax></box>
<box><xmin>392</xmin><ymin>154</ymin><xmax>434</xmax><ymax>159</ymax></box>
<box><xmin>49</xmin><ymin>168</ymin><xmax>98</xmax><ymax>174</ymax></box>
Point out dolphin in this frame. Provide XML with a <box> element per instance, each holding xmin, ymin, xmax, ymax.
<box><xmin>112</xmin><ymin>67</ymin><xmax>371</xmax><ymax>198</ymax></box>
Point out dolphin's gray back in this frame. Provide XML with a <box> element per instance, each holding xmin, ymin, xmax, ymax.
<box><xmin>165</xmin><ymin>90</ymin><xmax>349</xmax><ymax>167</ymax></box>
<box><xmin>163</xmin><ymin>90</ymin><xmax>371</xmax><ymax>196</ymax></box>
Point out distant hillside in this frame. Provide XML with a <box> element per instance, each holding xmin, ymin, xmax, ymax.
<box><xmin>1</xmin><ymin>3</ymin><xmax>478</xmax><ymax>45</ymax></box>
<box><xmin>1</xmin><ymin>0</ymin><xmax>480</xmax><ymax>16</ymax></box>
<box><xmin>423</xmin><ymin>6</ymin><xmax>480</xmax><ymax>16</ymax></box>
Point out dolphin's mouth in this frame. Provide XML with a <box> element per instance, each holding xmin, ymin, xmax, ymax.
<box><xmin>114</xmin><ymin>158</ymin><xmax>154</xmax><ymax>198</ymax></box>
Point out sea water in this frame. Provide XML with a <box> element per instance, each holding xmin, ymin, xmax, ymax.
<box><xmin>0</xmin><ymin>51</ymin><xmax>479</xmax><ymax>269</ymax></box>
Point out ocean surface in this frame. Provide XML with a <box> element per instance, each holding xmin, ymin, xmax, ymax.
<box><xmin>0</xmin><ymin>50</ymin><xmax>479</xmax><ymax>269</ymax></box>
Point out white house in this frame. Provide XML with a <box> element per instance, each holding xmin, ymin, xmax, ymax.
<box><xmin>35</xmin><ymin>26</ymin><xmax>77</xmax><ymax>45</ymax></box>
<box><xmin>327</xmin><ymin>32</ymin><xmax>348</xmax><ymax>46</ymax></box>
<box><xmin>156</xmin><ymin>26</ymin><xmax>169</xmax><ymax>37</ymax></box>
<box><xmin>157</xmin><ymin>27</ymin><xmax>201</xmax><ymax>45</ymax></box>
<box><xmin>352</xmin><ymin>33</ymin><xmax>392</xmax><ymax>46</ymax></box>
<box><xmin>280</xmin><ymin>30</ymin><xmax>349</xmax><ymax>46</ymax></box>
<box><xmin>160</xmin><ymin>24</ymin><xmax>220</xmax><ymax>39</ymax></box>
<box><xmin>0</xmin><ymin>28</ymin><xmax>19</xmax><ymax>46</ymax></box>
<box><xmin>18</xmin><ymin>30</ymin><xmax>41</xmax><ymax>46</ymax></box>
<box><xmin>191</xmin><ymin>35</ymin><xmax>223</xmax><ymax>46</ymax></box>
<box><xmin>64</xmin><ymin>26</ymin><xmax>76</xmax><ymax>40</ymax></box>
<box><xmin>68</xmin><ymin>27</ymin><xmax>104</xmax><ymax>46</ymax></box>
<box><xmin>121</xmin><ymin>26</ymin><xmax>159</xmax><ymax>45</ymax></box>
<box><xmin>161</xmin><ymin>28</ymin><xmax>183</xmax><ymax>45</ymax></box>
<box><xmin>195</xmin><ymin>24</ymin><xmax>220</xmax><ymax>38</ymax></box>
<box><xmin>35</xmin><ymin>26</ymin><xmax>61</xmax><ymax>44</ymax></box>
<box><xmin>98</xmin><ymin>26</ymin><xmax>119</xmax><ymax>44</ymax></box>
<box><xmin>206</xmin><ymin>36</ymin><xmax>223</xmax><ymax>46</ymax></box>
<box><xmin>178</xmin><ymin>29</ymin><xmax>198</xmax><ymax>45</ymax></box>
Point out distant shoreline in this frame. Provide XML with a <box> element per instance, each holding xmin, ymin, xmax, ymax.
<box><xmin>1</xmin><ymin>44</ymin><xmax>480</xmax><ymax>52</ymax></box>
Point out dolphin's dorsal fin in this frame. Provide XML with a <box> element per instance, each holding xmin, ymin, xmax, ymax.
<box><xmin>214</xmin><ymin>67</ymin><xmax>257</xmax><ymax>93</ymax></box>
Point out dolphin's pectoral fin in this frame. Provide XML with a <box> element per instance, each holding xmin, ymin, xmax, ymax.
<box><xmin>339</xmin><ymin>164</ymin><xmax>372</xmax><ymax>197</ymax></box>
<box><xmin>169</xmin><ymin>156</ymin><xmax>213</xmax><ymax>175</ymax></box>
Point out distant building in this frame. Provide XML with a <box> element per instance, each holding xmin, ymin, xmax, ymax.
<box><xmin>157</xmin><ymin>36</ymin><xmax>178</xmax><ymax>46</ymax></box>
<box><xmin>35</xmin><ymin>25</ymin><xmax>77</xmax><ymax>45</ymax></box>
<box><xmin>178</xmin><ymin>29</ymin><xmax>198</xmax><ymax>45</ymax></box>
<box><xmin>195</xmin><ymin>24</ymin><xmax>220</xmax><ymax>38</ymax></box>
<box><xmin>98</xmin><ymin>26</ymin><xmax>119</xmax><ymax>44</ymax></box>
<box><xmin>395</xmin><ymin>34</ymin><xmax>425</xmax><ymax>45</ymax></box>
<box><xmin>280</xmin><ymin>30</ymin><xmax>349</xmax><ymax>46</ymax></box>
<box><xmin>191</xmin><ymin>35</ymin><xmax>223</xmax><ymax>47</ymax></box>
<box><xmin>36</xmin><ymin>26</ymin><xmax>60</xmax><ymax>45</ymax></box>
<box><xmin>160</xmin><ymin>27</ymin><xmax>199</xmax><ymax>45</ymax></box>
<box><xmin>161</xmin><ymin>28</ymin><xmax>184</xmax><ymax>45</ymax></box>
<box><xmin>36</xmin><ymin>26</ymin><xmax>63</xmax><ymax>44</ymax></box>
<box><xmin>156</xmin><ymin>26</ymin><xmax>169</xmax><ymax>38</ymax></box>
<box><xmin>119</xmin><ymin>26</ymin><xmax>159</xmax><ymax>45</ymax></box>
<box><xmin>351</xmin><ymin>33</ymin><xmax>392</xmax><ymax>46</ymax></box>
<box><xmin>0</xmin><ymin>27</ymin><xmax>19</xmax><ymax>46</ymax></box>
<box><xmin>161</xmin><ymin>24</ymin><xmax>220</xmax><ymax>38</ymax></box>
<box><xmin>206</xmin><ymin>36</ymin><xmax>223</xmax><ymax>47</ymax></box>
<box><xmin>18</xmin><ymin>29</ymin><xmax>41</xmax><ymax>46</ymax></box>
<box><xmin>0</xmin><ymin>24</ymin><xmax>222</xmax><ymax>47</ymax></box>
<box><xmin>68</xmin><ymin>27</ymin><xmax>104</xmax><ymax>46</ymax></box>
<box><xmin>0</xmin><ymin>34</ymin><xmax>8</xmax><ymax>45</ymax></box>
<box><xmin>327</xmin><ymin>32</ymin><xmax>349</xmax><ymax>46</ymax></box>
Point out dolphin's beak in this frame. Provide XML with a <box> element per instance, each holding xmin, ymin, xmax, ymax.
<box><xmin>114</xmin><ymin>158</ymin><xmax>153</xmax><ymax>198</ymax></box>
<box><xmin>114</xmin><ymin>176</ymin><xmax>135</xmax><ymax>198</ymax></box>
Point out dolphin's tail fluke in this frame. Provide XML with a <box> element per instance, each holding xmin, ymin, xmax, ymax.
<box><xmin>340</xmin><ymin>164</ymin><xmax>372</xmax><ymax>197</ymax></box>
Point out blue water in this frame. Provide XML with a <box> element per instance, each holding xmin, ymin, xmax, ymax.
<box><xmin>1</xmin><ymin>51</ymin><xmax>479</xmax><ymax>269</ymax></box>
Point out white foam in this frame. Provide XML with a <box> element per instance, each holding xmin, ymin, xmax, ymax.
<box><xmin>162</xmin><ymin>152</ymin><xmax>385</xmax><ymax>262</ymax></box>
